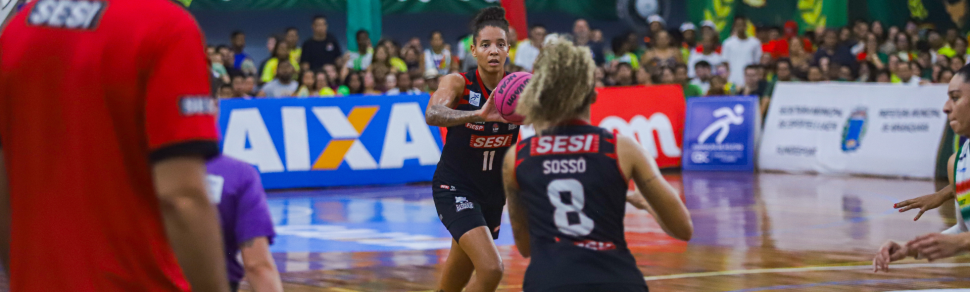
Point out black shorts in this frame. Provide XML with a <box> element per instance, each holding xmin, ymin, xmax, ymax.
<box><xmin>534</xmin><ymin>283</ymin><xmax>648</xmax><ymax>292</ymax></box>
<box><xmin>432</xmin><ymin>183</ymin><xmax>504</xmax><ymax>242</ymax></box>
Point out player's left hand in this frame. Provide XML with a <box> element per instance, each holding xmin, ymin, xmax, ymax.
<box><xmin>906</xmin><ymin>233</ymin><xmax>970</xmax><ymax>261</ymax></box>
<box><xmin>478</xmin><ymin>96</ymin><xmax>509</xmax><ymax>123</ymax></box>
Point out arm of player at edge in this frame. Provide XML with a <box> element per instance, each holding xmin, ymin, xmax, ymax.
<box><xmin>895</xmin><ymin>153</ymin><xmax>957</xmax><ymax>221</ymax></box>
<box><xmin>153</xmin><ymin>157</ymin><xmax>230</xmax><ymax>292</ymax></box>
<box><xmin>616</xmin><ymin>136</ymin><xmax>693</xmax><ymax>242</ymax></box>
<box><xmin>425</xmin><ymin>73</ymin><xmax>507</xmax><ymax>127</ymax></box>
<box><xmin>240</xmin><ymin>237</ymin><xmax>283</xmax><ymax>292</ymax></box>
<box><xmin>502</xmin><ymin>146</ymin><xmax>531</xmax><ymax>258</ymax></box>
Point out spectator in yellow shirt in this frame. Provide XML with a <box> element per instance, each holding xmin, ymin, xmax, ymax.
<box><xmin>285</xmin><ymin>27</ymin><xmax>302</xmax><ymax>68</ymax></box>
<box><xmin>261</xmin><ymin>42</ymin><xmax>300</xmax><ymax>83</ymax></box>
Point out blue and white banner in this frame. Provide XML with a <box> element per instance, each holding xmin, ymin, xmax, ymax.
<box><xmin>682</xmin><ymin>96</ymin><xmax>760</xmax><ymax>171</ymax></box>
<box><xmin>218</xmin><ymin>94</ymin><xmax>444</xmax><ymax>189</ymax></box>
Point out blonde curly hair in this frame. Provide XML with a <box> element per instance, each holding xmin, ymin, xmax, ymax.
<box><xmin>515</xmin><ymin>37</ymin><xmax>596</xmax><ymax>133</ymax></box>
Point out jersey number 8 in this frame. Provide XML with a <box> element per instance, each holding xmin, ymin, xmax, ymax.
<box><xmin>547</xmin><ymin>179</ymin><xmax>595</xmax><ymax>236</ymax></box>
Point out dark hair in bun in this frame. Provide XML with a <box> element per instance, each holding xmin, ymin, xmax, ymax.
<box><xmin>470</xmin><ymin>6</ymin><xmax>510</xmax><ymax>44</ymax></box>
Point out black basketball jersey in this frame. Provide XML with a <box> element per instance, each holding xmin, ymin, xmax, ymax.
<box><xmin>514</xmin><ymin>121</ymin><xmax>646</xmax><ymax>290</ymax></box>
<box><xmin>433</xmin><ymin>69</ymin><xmax>519</xmax><ymax>206</ymax></box>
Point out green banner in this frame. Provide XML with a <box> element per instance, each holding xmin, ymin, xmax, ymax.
<box><xmin>348</xmin><ymin>0</ymin><xmax>381</xmax><ymax>52</ymax></box>
<box><xmin>794</xmin><ymin>0</ymin><xmax>847</xmax><ymax>34</ymax></box>
<box><xmin>188</xmin><ymin>0</ymin><xmax>619</xmax><ymax>20</ymax></box>
<box><xmin>866</xmin><ymin>0</ymin><xmax>970</xmax><ymax>32</ymax></box>
<box><xmin>688</xmin><ymin>0</ymin><xmax>737</xmax><ymax>40</ymax></box>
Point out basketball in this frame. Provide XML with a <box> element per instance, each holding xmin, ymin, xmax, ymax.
<box><xmin>492</xmin><ymin>72</ymin><xmax>531</xmax><ymax>124</ymax></box>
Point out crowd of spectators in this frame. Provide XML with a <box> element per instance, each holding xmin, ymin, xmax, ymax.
<box><xmin>208</xmin><ymin>14</ymin><xmax>967</xmax><ymax>101</ymax></box>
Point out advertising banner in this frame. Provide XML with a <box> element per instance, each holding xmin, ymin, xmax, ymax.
<box><xmin>682</xmin><ymin>96</ymin><xmax>759</xmax><ymax>171</ymax></box>
<box><xmin>759</xmin><ymin>83</ymin><xmax>949</xmax><ymax>179</ymax></box>
<box><xmin>218</xmin><ymin>94</ymin><xmax>444</xmax><ymax>189</ymax></box>
<box><xmin>591</xmin><ymin>85</ymin><xmax>686</xmax><ymax>168</ymax></box>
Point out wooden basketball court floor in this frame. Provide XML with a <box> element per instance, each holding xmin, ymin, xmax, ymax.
<box><xmin>249</xmin><ymin>171</ymin><xmax>970</xmax><ymax>292</ymax></box>
<box><xmin>187</xmin><ymin>172</ymin><xmax>970</xmax><ymax>291</ymax></box>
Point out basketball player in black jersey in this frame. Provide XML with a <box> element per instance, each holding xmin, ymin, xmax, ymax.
<box><xmin>502</xmin><ymin>38</ymin><xmax>694</xmax><ymax>292</ymax></box>
<box><xmin>424</xmin><ymin>7</ymin><xmax>515</xmax><ymax>292</ymax></box>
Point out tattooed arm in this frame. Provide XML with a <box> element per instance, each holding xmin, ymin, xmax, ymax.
<box><xmin>617</xmin><ymin>135</ymin><xmax>693</xmax><ymax>241</ymax></box>
<box><xmin>425</xmin><ymin>73</ymin><xmax>507</xmax><ymax>127</ymax></box>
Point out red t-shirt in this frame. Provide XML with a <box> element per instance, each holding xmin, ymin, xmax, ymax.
<box><xmin>0</xmin><ymin>0</ymin><xmax>218</xmax><ymax>290</ymax></box>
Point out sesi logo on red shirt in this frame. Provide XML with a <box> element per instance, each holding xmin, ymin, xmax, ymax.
<box><xmin>530</xmin><ymin>134</ymin><xmax>599</xmax><ymax>156</ymax></box>
<box><xmin>470</xmin><ymin>134</ymin><xmax>514</xmax><ymax>149</ymax></box>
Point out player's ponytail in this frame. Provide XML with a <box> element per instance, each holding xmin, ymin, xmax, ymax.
<box><xmin>516</xmin><ymin>37</ymin><xmax>597</xmax><ymax>133</ymax></box>
<box><xmin>470</xmin><ymin>6</ymin><xmax>510</xmax><ymax>44</ymax></box>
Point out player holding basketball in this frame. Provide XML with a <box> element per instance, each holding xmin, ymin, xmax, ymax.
<box><xmin>502</xmin><ymin>38</ymin><xmax>693</xmax><ymax>292</ymax></box>
<box><xmin>0</xmin><ymin>0</ymin><xmax>228</xmax><ymax>291</ymax></box>
<box><xmin>874</xmin><ymin>64</ymin><xmax>970</xmax><ymax>272</ymax></box>
<box><xmin>424</xmin><ymin>6</ymin><xmax>516</xmax><ymax>292</ymax></box>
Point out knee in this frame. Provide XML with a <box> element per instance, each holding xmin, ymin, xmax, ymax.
<box><xmin>477</xmin><ymin>260</ymin><xmax>504</xmax><ymax>281</ymax></box>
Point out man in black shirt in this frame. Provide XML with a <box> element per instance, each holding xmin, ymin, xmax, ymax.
<box><xmin>300</xmin><ymin>15</ymin><xmax>342</xmax><ymax>71</ymax></box>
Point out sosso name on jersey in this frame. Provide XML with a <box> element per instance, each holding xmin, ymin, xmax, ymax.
<box><xmin>543</xmin><ymin>158</ymin><xmax>587</xmax><ymax>174</ymax></box>
<box><xmin>531</xmin><ymin>134</ymin><xmax>599</xmax><ymax>156</ymax></box>
<box><xmin>28</xmin><ymin>0</ymin><xmax>105</xmax><ymax>30</ymax></box>
<box><xmin>470</xmin><ymin>134</ymin><xmax>514</xmax><ymax>149</ymax></box>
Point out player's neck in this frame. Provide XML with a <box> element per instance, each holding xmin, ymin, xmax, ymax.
<box><xmin>478</xmin><ymin>69</ymin><xmax>503</xmax><ymax>91</ymax></box>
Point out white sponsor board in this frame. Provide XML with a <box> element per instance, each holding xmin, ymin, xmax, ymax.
<box><xmin>758</xmin><ymin>83</ymin><xmax>948</xmax><ymax>178</ymax></box>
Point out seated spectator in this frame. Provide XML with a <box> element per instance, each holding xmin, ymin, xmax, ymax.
<box><xmin>295</xmin><ymin>70</ymin><xmax>317</xmax><ymax>97</ymax></box>
<box><xmin>363</xmin><ymin>71</ymin><xmax>381</xmax><ymax>95</ymax></box>
<box><xmin>788</xmin><ymin>36</ymin><xmax>812</xmax><ymax>78</ymax></box>
<box><xmin>301</xmin><ymin>15</ymin><xmax>342</xmax><ymax>71</ymax></box>
<box><xmin>859</xmin><ymin>33</ymin><xmax>888</xmax><ymax>71</ymax></box>
<box><xmin>218</xmin><ymin>45</ymin><xmax>242</xmax><ymax>77</ymax></box>
<box><xmin>425</xmin><ymin>70</ymin><xmax>441</xmax><ymax>93</ymax></box>
<box><xmin>895</xmin><ymin>33</ymin><xmax>915</xmax><ymax>62</ymax></box>
<box><xmin>395</xmin><ymin>72</ymin><xmax>420</xmax><ymax>95</ymax></box>
<box><xmin>230</xmin><ymin>30</ymin><xmax>251</xmax><ymax>69</ymax></box>
<box><xmin>370</xmin><ymin>46</ymin><xmax>397</xmax><ymax>88</ymax></box>
<box><xmin>774</xmin><ymin>58</ymin><xmax>798</xmax><ymax>82</ymax></box>
<box><xmin>875</xmin><ymin>69</ymin><xmax>892</xmax><ymax>82</ymax></box>
<box><xmin>261</xmin><ymin>41</ymin><xmax>300</xmax><ymax>83</ymax></box>
<box><xmin>244</xmin><ymin>75</ymin><xmax>258</xmax><ymax>96</ymax></box>
<box><xmin>680</xmin><ymin>22</ymin><xmax>698</xmax><ymax>61</ymax></box>
<box><xmin>836</xmin><ymin>65</ymin><xmax>853</xmax><ymax>82</ymax></box>
<box><xmin>402</xmin><ymin>45</ymin><xmax>425</xmax><ymax>75</ymax></box>
<box><xmin>313</xmin><ymin>71</ymin><xmax>336</xmax><ymax>97</ymax></box>
<box><xmin>217</xmin><ymin>84</ymin><xmax>235</xmax><ymax>99</ymax></box>
<box><xmin>323</xmin><ymin>64</ymin><xmax>340</xmax><ymax>90</ymax></box>
<box><xmin>952</xmin><ymin>55</ymin><xmax>967</xmax><ymax>72</ymax></box>
<box><xmin>688</xmin><ymin>34</ymin><xmax>724</xmax><ymax>78</ymax></box>
<box><xmin>658</xmin><ymin>66</ymin><xmax>674</xmax><ymax>84</ymax></box>
<box><xmin>342</xmin><ymin>30</ymin><xmax>374</xmax><ymax>80</ymax></box>
<box><xmin>613</xmin><ymin>63</ymin><xmax>635</xmax><ymax>86</ymax></box>
<box><xmin>937</xmin><ymin>55</ymin><xmax>952</xmax><ymax>70</ymax></box>
<box><xmin>937</xmin><ymin>69</ymin><xmax>954</xmax><ymax>84</ymax></box>
<box><xmin>813</xmin><ymin>29</ymin><xmax>853</xmax><ymax>68</ymax></box>
<box><xmin>609</xmin><ymin>34</ymin><xmax>640</xmax><ymax>71</ymax></box>
<box><xmin>384</xmin><ymin>74</ymin><xmax>400</xmax><ymax>95</ymax></box>
<box><xmin>738</xmin><ymin>65</ymin><xmax>766</xmax><ymax>98</ymax></box>
<box><xmin>858</xmin><ymin>61</ymin><xmax>875</xmax><ymax>82</ymax></box>
<box><xmin>514</xmin><ymin>25</ymin><xmax>546</xmax><ymax>72</ymax></box>
<box><xmin>424</xmin><ymin>31</ymin><xmax>452</xmax><ymax>76</ymax></box>
<box><xmin>807</xmin><ymin>65</ymin><xmax>825</xmax><ymax>82</ymax></box>
<box><xmin>636</xmin><ymin>67</ymin><xmax>653</xmax><ymax>86</ymax></box>
<box><xmin>380</xmin><ymin>39</ymin><xmax>408</xmax><ymax>73</ymax></box>
<box><xmin>641</xmin><ymin>31</ymin><xmax>682</xmax><ymax>73</ymax></box>
<box><xmin>209</xmin><ymin>52</ymin><xmax>231</xmax><ymax>85</ymax></box>
<box><xmin>594</xmin><ymin>67</ymin><xmax>606</xmax><ymax>88</ymax></box>
<box><xmin>691</xmin><ymin>61</ymin><xmax>714</xmax><ymax>93</ymax></box>
<box><xmin>340</xmin><ymin>71</ymin><xmax>364</xmax><ymax>95</ymax></box>
<box><xmin>258</xmin><ymin>62</ymin><xmax>299</xmax><ymax>97</ymax></box>
<box><xmin>231</xmin><ymin>75</ymin><xmax>253</xmax><ymax>98</ymax></box>
<box><xmin>674</xmin><ymin>64</ymin><xmax>703</xmax><ymax>98</ymax></box>
<box><xmin>894</xmin><ymin>62</ymin><xmax>921</xmax><ymax>85</ymax></box>
<box><xmin>955</xmin><ymin>38</ymin><xmax>969</xmax><ymax>60</ymax></box>
<box><xmin>284</xmin><ymin>27</ymin><xmax>302</xmax><ymax>66</ymax></box>
<box><xmin>707</xmin><ymin>75</ymin><xmax>729</xmax><ymax>96</ymax></box>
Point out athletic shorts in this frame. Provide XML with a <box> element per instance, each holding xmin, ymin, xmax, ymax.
<box><xmin>533</xmin><ymin>283</ymin><xmax>648</xmax><ymax>292</ymax></box>
<box><xmin>432</xmin><ymin>183</ymin><xmax>503</xmax><ymax>242</ymax></box>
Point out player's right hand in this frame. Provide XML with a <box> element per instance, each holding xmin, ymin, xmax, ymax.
<box><xmin>873</xmin><ymin>240</ymin><xmax>909</xmax><ymax>273</ymax></box>
<box><xmin>895</xmin><ymin>190</ymin><xmax>953</xmax><ymax>221</ymax></box>
<box><xmin>478</xmin><ymin>96</ymin><xmax>509</xmax><ymax>123</ymax></box>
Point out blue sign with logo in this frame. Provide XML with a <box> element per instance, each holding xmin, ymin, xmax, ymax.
<box><xmin>217</xmin><ymin>94</ymin><xmax>444</xmax><ymax>189</ymax></box>
<box><xmin>682</xmin><ymin>96</ymin><xmax>759</xmax><ymax>171</ymax></box>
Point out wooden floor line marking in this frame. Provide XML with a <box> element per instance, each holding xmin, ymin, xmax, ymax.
<box><xmin>643</xmin><ymin>263</ymin><xmax>970</xmax><ymax>281</ymax></box>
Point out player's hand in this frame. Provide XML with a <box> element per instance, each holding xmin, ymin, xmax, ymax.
<box><xmin>906</xmin><ymin>233</ymin><xmax>970</xmax><ymax>261</ymax></box>
<box><xmin>895</xmin><ymin>190</ymin><xmax>952</xmax><ymax>221</ymax></box>
<box><xmin>477</xmin><ymin>97</ymin><xmax>509</xmax><ymax>123</ymax></box>
<box><xmin>873</xmin><ymin>240</ymin><xmax>910</xmax><ymax>273</ymax></box>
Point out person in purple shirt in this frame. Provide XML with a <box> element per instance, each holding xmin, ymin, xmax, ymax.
<box><xmin>206</xmin><ymin>155</ymin><xmax>283</xmax><ymax>292</ymax></box>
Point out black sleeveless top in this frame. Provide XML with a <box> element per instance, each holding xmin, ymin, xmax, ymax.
<box><xmin>514</xmin><ymin>122</ymin><xmax>646</xmax><ymax>290</ymax></box>
<box><xmin>432</xmin><ymin>69</ymin><xmax>519</xmax><ymax>206</ymax></box>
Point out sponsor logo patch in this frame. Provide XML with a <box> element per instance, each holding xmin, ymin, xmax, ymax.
<box><xmin>470</xmin><ymin>134</ymin><xmax>514</xmax><ymax>149</ymax></box>
<box><xmin>465</xmin><ymin>123</ymin><xmax>485</xmax><ymax>131</ymax></box>
<box><xmin>455</xmin><ymin>196</ymin><xmax>473</xmax><ymax>212</ymax></box>
<box><xmin>439</xmin><ymin>184</ymin><xmax>450</xmax><ymax>190</ymax></box>
<box><xmin>28</xmin><ymin>0</ymin><xmax>106</xmax><ymax>30</ymax></box>
<box><xmin>469</xmin><ymin>91</ymin><xmax>482</xmax><ymax>107</ymax></box>
<box><xmin>179</xmin><ymin>96</ymin><xmax>218</xmax><ymax>116</ymax></box>
<box><xmin>530</xmin><ymin>134</ymin><xmax>599</xmax><ymax>156</ymax></box>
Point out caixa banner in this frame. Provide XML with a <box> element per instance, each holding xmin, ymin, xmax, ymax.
<box><xmin>590</xmin><ymin>85</ymin><xmax>686</xmax><ymax>168</ymax></box>
<box><xmin>681</xmin><ymin>96</ymin><xmax>759</xmax><ymax>171</ymax></box>
<box><xmin>217</xmin><ymin>94</ymin><xmax>444</xmax><ymax>189</ymax></box>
